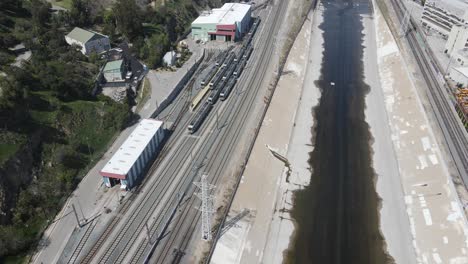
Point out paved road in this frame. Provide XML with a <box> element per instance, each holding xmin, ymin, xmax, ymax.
<box><xmin>68</xmin><ymin>1</ymin><xmax>289</xmax><ymax>263</ymax></box>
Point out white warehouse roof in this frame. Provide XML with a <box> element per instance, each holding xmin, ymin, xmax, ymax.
<box><xmin>100</xmin><ymin>119</ymin><xmax>163</xmax><ymax>177</ymax></box>
<box><xmin>192</xmin><ymin>3</ymin><xmax>251</xmax><ymax>25</ymax></box>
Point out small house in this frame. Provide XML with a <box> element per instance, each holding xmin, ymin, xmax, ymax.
<box><xmin>65</xmin><ymin>27</ymin><xmax>111</xmax><ymax>56</ymax></box>
<box><xmin>103</xmin><ymin>59</ymin><xmax>125</xmax><ymax>82</ymax></box>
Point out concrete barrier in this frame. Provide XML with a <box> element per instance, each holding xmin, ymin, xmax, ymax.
<box><xmin>151</xmin><ymin>49</ymin><xmax>206</xmax><ymax>118</ymax></box>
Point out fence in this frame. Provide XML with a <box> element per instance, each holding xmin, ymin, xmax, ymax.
<box><xmin>151</xmin><ymin>49</ymin><xmax>206</xmax><ymax>118</ymax></box>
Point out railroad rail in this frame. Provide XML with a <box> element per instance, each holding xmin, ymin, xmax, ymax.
<box><xmin>145</xmin><ymin>0</ymin><xmax>289</xmax><ymax>263</ymax></box>
<box><xmin>72</xmin><ymin>2</ymin><xmax>283</xmax><ymax>263</ymax></box>
<box><xmin>389</xmin><ymin>0</ymin><xmax>468</xmax><ymax>186</ymax></box>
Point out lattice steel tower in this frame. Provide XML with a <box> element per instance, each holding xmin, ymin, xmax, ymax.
<box><xmin>399</xmin><ymin>6</ymin><xmax>412</xmax><ymax>37</ymax></box>
<box><xmin>194</xmin><ymin>174</ymin><xmax>216</xmax><ymax>241</ymax></box>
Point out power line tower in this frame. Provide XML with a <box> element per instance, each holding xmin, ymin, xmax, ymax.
<box><xmin>399</xmin><ymin>8</ymin><xmax>411</xmax><ymax>37</ymax></box>
<box><xmin>194</xmin><ymin>174</ymin><xmax>216</xmax><ymax>241</ymax></box>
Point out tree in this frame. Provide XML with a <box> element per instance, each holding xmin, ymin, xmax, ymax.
<box><xmin>112</xmin><ymin>0</ymin><xmax>143</xmax><ymax>40</ymax></box>
<box><xmin>102</xmin><ymin>10</ymin><xmax>117</xmax><ymax>41</ymax></box>
<box><xmin>145</xmin><ymin>33</ymin><xmax>169</xmax><ymax>68</ymax></box>
<box><xmin>69</xmin><ymin>0</ymin><xmax>91</xmax><ymax>27</ymax></box>
<box><xmin>27</xmin><ymin>0</ymin><xmax>51</xmax><ymax>33</ymax></box>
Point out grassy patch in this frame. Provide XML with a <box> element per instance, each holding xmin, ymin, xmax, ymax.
<box><xmin>0</xmin><ymin>132</ymin><xmax>27</xmax><ymax>166</ymax></box>
<box><xmin>48</xmin><ymin>0</ymin><xmax>73</xmax><ymax>10</ymax></box>
<box><xmin>143</xmin><ymin>23</ymin><xmax>165</xmax><ymax>36</ymax></box>
<box><xmin>0</xmin><ymin>144</ymin><xmax>21</xmax><ymax>166</ymax></box>
<box><xmin>136</xmin><ymin>77</ymin><xmax>152</xmax><ymax>113</ymax></box>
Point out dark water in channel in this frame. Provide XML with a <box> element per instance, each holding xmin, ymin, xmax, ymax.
<box><xmin>284</xmin><ymin>0</ymin><xmax>393</xmax><ymax>263</ymax></box>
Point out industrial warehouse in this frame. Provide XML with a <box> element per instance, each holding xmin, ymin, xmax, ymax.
<box><xmin>191</xmin><ymin>3</ymin><xmax>252</xmax><ymax>42</ymax></box>
<box><xmin>100</xmin><ymin>119</ymin><xmax>164</xmax><ymax>189</ymax></box>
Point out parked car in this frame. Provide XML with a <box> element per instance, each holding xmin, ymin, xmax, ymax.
<box><xmin>126</xmin><ymin>71</ymin><xmax>133</xmax><ymax>80</ymax></box>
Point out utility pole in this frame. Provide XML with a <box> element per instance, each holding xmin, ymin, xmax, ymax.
<box><xmin>194</xmin><ymin>175</ymin><xmax>216</xmax><ymax>241</ymax></box>
<box><xmin>72</xmin><ymin>204</ymin><xmax>82</xmax><ymax>228</ymax></box>
<box><xmin>445</xmin><ymin>27</ymin><xmax>462</xmax><ymax>75</ymax></box>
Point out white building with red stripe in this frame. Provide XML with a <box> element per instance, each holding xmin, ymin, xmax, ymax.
<box><xmin>100</xmin><ymin>119</ymin><xmax>165</xmax><ymax>189</ymax></box>
<box><xmin>191</xmin><ymin>3</ymin><xmax>252</xmax><ymax>42</ymax></box>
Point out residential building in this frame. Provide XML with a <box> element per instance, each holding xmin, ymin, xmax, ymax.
<box><xmin>103</xmin><ymin>59</ymin><xmax>125</xmax><ymax>82</ymax></box>
<box><xmin>65</xmin><ymin>27</ymin><xmax>111</xmax><ymax>56</ymax></box>
<box><xmin>191</xmin><ymin>3</ymin><xmax>252</xmax><ymax>42</ymax></box>
<box><xmin>100</xmin><ymin>119</ymin><xmax>165</xmax><ymax>189</ymax></box>
<box><xmin>421</xmin><ymin>0</ymin><xmax>468</xmax><ymax>37</ymax></box>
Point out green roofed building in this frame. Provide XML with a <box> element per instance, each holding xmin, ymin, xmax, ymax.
<box><xmin>103</xmin><ymin>59</ymin><xmax>125</xmax><ymax>82</ymax></box>
<box><xmin>65</xmin><ymin>27</ymin><xmax>110</xmax><ymax>56</ymax></box>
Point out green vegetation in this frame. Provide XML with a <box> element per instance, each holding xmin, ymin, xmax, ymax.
<box><xmin>0</xmin><ymin>0</ymin><xmax>228</xmax><ymax>260</ymax></box>
<box><xmin>0</xmin><ymin>0</ymin><xmax>132</xmax><ymax>260</ymax></box>
<box><xmin>49</xmin><ymin>0</ymin><xmax>73</xmax><ymax>9</ymax></box>
<box><xmin>136</xmin><ymin>77</ymin><xmax>152</xmax><ymax>113</ymax></box>
<box><xmin>98</xmin><ymin>0</ymin><xmax>221</xmax><ymax>69</ymax></box>
<box><xmin>0</xmin><ymin>132</ymin><xmax>27</xmax><ymax>166</ymax></box>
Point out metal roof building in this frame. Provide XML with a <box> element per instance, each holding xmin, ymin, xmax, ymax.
<box><xmin>421</xmin><ymin>0</ymin><xmax>468</xmax><ymax>37</ymax></box>
<box><xmin>65</xmin><ymin>27</ymin><xmax>111</xmax><ymax>56</ymax></box>
<box><xmin>103</xmin><ymin>59</ymin><xmax>125</xmax><ymax>82</ymax></box>
<box><xmin>100</xmin><ymin>119</ymin><xmax>165</xmax><ymax>189</ymax></box>
<box><xmin>191</xmin><ymin>3</ymin><xmax>252</xmax><ymax>42</ymax></box>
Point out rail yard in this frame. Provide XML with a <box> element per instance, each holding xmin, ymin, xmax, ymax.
<box><xmin>56</xmin><ymin>0</ymin><xmax>288</xmax><ymax>263</ymax></box>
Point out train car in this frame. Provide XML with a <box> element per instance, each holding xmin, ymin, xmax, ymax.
<box><xmin>209</xmin><ymin>68</ymin><xmax>226</xmax><ymax>88</ymax></box>
<box><xmin>222</xmin><ymin>52</ymin><xmax>235</xmax><ymax>68</ymax></box>
<box><xmin>220</xmin><ymin>77</ymin><xmax>237</xmax><ymax>101</ymax></box>
<box><xmin>215</xmin><ymin>47</ymin><xmax>234</xmax><ymax>66</ymax></box>
<box><xmin>215</xmin><ymin>51</ymin><xmax>229</xmax><ymax>67</ymax></box>
<box><xmin>251</xmin><ymin>18</ymin><xmax>261</xmax><ymax>35</ymax></box>
<box><xmin>243</xmin><ymin>45</ymin><xmax>253</xmax><ymax>60</ymax></box>
<box><xmin>208</xmin><ymin>77</ymin><xmax>228</xmax><ymax>104</ymax></box>
<box><xmin>233</xmin><ymin>58</ymin><xmax>246</xmax><ymax>76</ymax></box>
<box><xmin>188</xmin><ymin>102</ymin><xmax>212</xmax><ymax>134</ymax></box>
<box><xmin>200</xmin><ymin>66</ymin><xmax>219</xmax><ymax>86</ymax></box>
<box><xmin>207</xmin><ymin>88</ymin><xmax>222</xmax><ymax>105</ymax></box>
<box><xmin>223</xmin><ymin>63</ymin><xmax>237</xmax><ymax>80</ymax></box>
<box><xmin>236</xmin><ymin>47</ymin><xmax>246</xmax><ymax>62</ymax></box>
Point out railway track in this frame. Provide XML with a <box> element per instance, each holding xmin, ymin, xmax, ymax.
<box><xmin>94</xmin><ymin>49</ymin><xmax>228</xmax><ymax>263</ymax></box>
<box><xmin>389</xmin><ymin>0</ymin><xmax>468</xmax><ymax>187</ymax></box>
<box><xmin>65</xmin><ymin>220</ymin><xmax>97</xmax><ymax>264</ymax></box>
<box><xmin>145</xmin><ymin>0</ymin><xmax>289</xmax><ymax>263</ymax></box>
<box><xmin>75</xmin><ymin>2</ymin><xmax>286</xmax><ymax>263</ymax></box>
<box><xmin>83</xmin><ymin>48</ymin><xmax>230</xmax><ymax>264</ymax></box>
<box><xmin>78</xmin><ymin>52</ymin><xmax>216</xmax><ymax>264</ymax></box>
